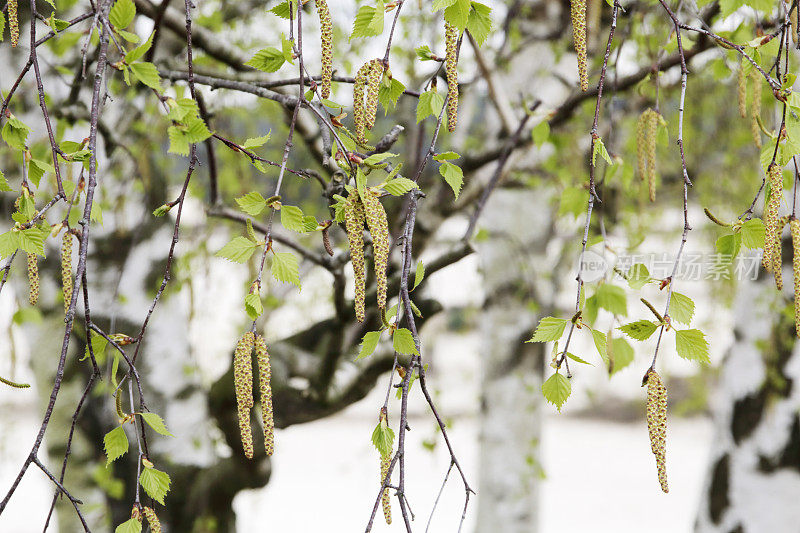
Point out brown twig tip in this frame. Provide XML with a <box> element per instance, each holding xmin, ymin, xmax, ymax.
<box><xmin>645</xmin><ymin>370</ymin><xmax>669</xmax><ymax>493</ymax></box>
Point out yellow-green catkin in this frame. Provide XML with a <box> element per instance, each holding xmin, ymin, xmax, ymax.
<box><xmin>445</xmin><ymin>22</ymin><xmax>459</xmax><ymax>132</ymax></box>
<box><xmin>763</xmin><ymin>164</ymin><xmax>783</xmax><ymax>272</ymax></box>
<box><xmin>61</xmin><ymin>232</ymin><xmax>73</xmax><ymax>314</ymax></box>
<box><xmin>364</xmin><ymin>59</ymin><xmax>384</xmax><ymax>131</ymax></box>
<box><xmin>9</xmin><ymin>0</ymin><xmax>19</xmax><ymax>48</ymax></box>
<box><xmin>773</xmin><ymin>215</ymin><xmax>791</xmax><ymax>290</ymax></box>
<box><xmin>345</xmin><ymin>193</ymin><xmax>367</xmax><ymax>322</ymax></box>
<box><xmin>381</xmin><ymin>452</ymin><xmax>392</xmax><ymax>524</ymax></box>
<box><xmin>571</xmin><ymin>0</ymin><xmax>588</xmax><ymax>91</ymax></box>
<box><xmin>234</xmin><ymin>332</ymin><xmax>255</xmax><ymax>459</ymax></box>
<box><xmin>255</xmin><ymin>335</ymin><xmax>274</xmax><ymax>456</ymax></box>
<box><xmin>644</xmin><ymin>109</ymin><xmax>659</xmax><ymax>202</ymax></box>
<box><xmin>737</xmin><ymin>62</ymin><xmax>747</xmax><ymax>118</ymax></box>
<box><xmin>27</xmin><ymin>253</ymin><xmax>39</xmax><ymax>306</ymax></box>
<box><xmin>791</xmin><ymin>218</ymin><xmax>800</xmax><ymax>336</ymax></box>
<box><xmin>636</xmin><ymin>110</ymin><xmax>649</xmax><ymax>182</ymax></box>
<box><xmin>316</xmin><ymin>0</ymin><xmax>333</xmax><ymax>99</ymax></box>
<box><xmin>645</xmin><ymin>370</ymin><xmax>668</xmax><ymax>493</ymax></box>
<box><xmin>361</xmin><ymin>188</ymin><xmax>389</xmax><ymax>311</ymax></box>
<box><xmin>750</xmin><ymin>71</ymin><xmax>762</xmax><ymax>149</ymax></box>
<box><xmin>353</xmin><ymin>62</ymin><xmax>372</xmax><ymax>144</ymax></box>
<box><xmin>142</xmin><ymin>507</ymin><xmax>161</xmax><ymax>533</ymax></box>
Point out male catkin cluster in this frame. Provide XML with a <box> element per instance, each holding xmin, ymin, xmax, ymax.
<box><xmin>636</xmin><ymin>109</ymin><xmax>660</xmax><ymax>202</ymax></box>
<box><xmin>316</xmin><ymin>0</ymin><xmax>333</xmax><ymax>99</ymax></box>
<box><xmin>737</xmin><ymin>62</ymin><xmax>747</xmax><ymax>118</ymax></box>
<box><xmin>62</xmin><ymin>233</ymin><xmax>73</xmax><ymax>314</ymax></box>
<box><xmin>645</xmin><ymin>370</ymin><xmax>668</xmax><ymax>493</ymax></box>
<box><xmin>361</xmin><ymin>188</ymin><xmax>389</xmax><ymax>311</ymax></box>
<box><xmin>353</xmin><ymin>59</ymin><xmax>384</xmax><ymax>144</ymax></box>
<box><xmin>791</xmin><ymin>218</ymin><xmax>800</xmax><ymax>337</ymax></box>
<box><xmin>750</xmin><ymin>71</ymin><xmax>762</xmax><ymax>149</ymax></box>
<box><xmin>763</xmin><ymin>164</ymin><xmax>783</xmax><ymax>277</ymax></box>
<box><xmin>27</xmin><ymin>253</ymin><xmax>39</xmax><ymax>306</ymax></box>
<box><xmin>234</xmin><ymin>332</ymin><xmax>255</xmax><ymax>459</ymax></box>
<box><xmin>344</xmin><ymin>193</ymin><xmax>367</xmax><ymax>322</ymax></box>
<box><xmin>571</xmin><ymin>0</ymin><xmax>588</xmax><ymax>91</ymax></box>
<box><xmin>444</xmin><ymin>22</ymin><xmax>459</xmax><ymax>132</ymax></box>
<box><xmin>9</xmin><ymin>0</ymin><xmax>19</xmax><ymax>48</ymax></box>
<box><xmin>381</xmin><ymin>452</ymin><xmax>392</xmax><ymax>524</ymax></box>
<box><xmin>255</xmin><ymin>335</ymin><xmax>274</xmax><ymax>456</ymax></box>
<box><xmin>142</xmin><ymin>507</ymin><xmax>161</xmax><ymax>533</ymax></box>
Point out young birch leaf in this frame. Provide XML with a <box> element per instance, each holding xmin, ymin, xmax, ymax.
<box><xmin>466</xmin><ymin>2</ymin><xmax>493</xmax><ymax>46</ymax></box>
<box><xmin>371</xmin><ymin>422</ymin><xmax>395</xmax><ymax>457</ymax></box>
<box><xmin>236</xmin><ymin>192</ymin><xmax>268</xmax><ymax>216</ymax></box>
<box><xmin>245</xmin><ymin>293</ymin><xmax>263</xmax><ymax>320</ymax></box>
<box><xmin>383</xmin><ymin>177</ymin><xmax>418</xmax><ymax>196</ymax></box>
<box><xmin>413</xmin><ymin>262</ymin><xmax>425</xmax><ymax>290</ymax></box>
<box><xmin>139</xmin><ymin>412</ymin><xmax>173</xmax><ymax>437</ymax></box>
<box><xmin>271</xmin><ymin>252</ymin><xmax>301</xmax><ymax>287</ymax></box>
<box><xmin>356</xmin><ymin>331</ymin><xmax>382</xmax><ymax>360</ymax></box>
<box><xmin>114</xmin><ymin>519</ymin><xmax>142</xmax><ymax>533</ymax></box>
<box><xmin>675</xmin><ymin>329</ymin><xmax>710</xmax><ymax>364</ymax></box>
<box><xmin>589</xmin><ymin>329</ymin><xmax>608</xmax><ymax>363</ymax></box>
<box><xmin>542</xmin><ymin>372</ymin><xmax>571</xmax><ymax>412</ymax></box>
<box><xmin>609</xmin><ymin>337</ymin><xmax>635</xmax><ymax>375</ymax></box>
<box><xmin>740</xmin><ymin>218</ymin><xmax>765</xmax><ymax>249</ymax></box>
<box><xmin>139</xmin><ymin>467</ymin><xmax>171</xmax><ymax>505</ymax></box>
<box><xmin>130</xmin><ymin>62</ymin><xmax>162</xmax><ymax>91</ymax></box>
<box><xmin>566</xmin><ymin>352</ymin><xmax>592</xmax><ymax>365</ymax></box>
<box><xmin>618</xmin><ymin>320</ymin><xmax>659</xmax><ymax>341</ymax></box>
<box><xmin>215</xmin><ymin>237</ymin><xmax>258</xmax><ymax>263</ymax></box>
<box><xmin>109</xmin><ymin>0</ymin><xmax>136</xmax><ymax>29</ymax></box>
<box><xmin>416</xmin><ymin>89</ymin><xmax>444</xmax><ymax>123</ymax></box>
<box><xmin>246</xmin><ymin>48</ymin><xmax>286</xmax><ymax>72</ymax></box>
<box><xmin>439</xmin><ymin>161</ymin><xmax>463</xmax><ymax>200</ymax></box>
<box><xmin>104</xmin><ymin>426</ymin><xmax>129</xmax><ymax>466</ymax></box>
<box><xmin>595</xmin><ymin>284</ymin><xmax>627</xmax><ymax>316</ymax></box>
<box><xmin>527</xmin><ymin>317</ymin><xmax>568</xmax><ymax>342</ymax></box>
<box><xmin>627</xmin><ymin>263</ymin><xmax>650</xmax><ymax>290</ymax></box>
<box><xmin>392</xmin><ymin>328</ymin><xmax>419</xmax><ymax>356</ymax></box>
<box><xmin>668</xmin><ymin>292</ymin><xmax>695</xmax><ymax>325</ymax></box>
<box><xmin>280</xmin><ymin>205</ymin><xmax>307</xmax><ymax>232</ymax></box>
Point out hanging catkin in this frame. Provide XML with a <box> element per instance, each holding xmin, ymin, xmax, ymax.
<box><xmin>142</xmin><ymin>507</ymin><xmax>161</xmax><ymax>533</ymax></box>
<box><xmin>27</xmin><ymin>253</ymin><xmax>39</xmax><ymax>306</ymax></box>
<box><xmin>791</xmin><ymin>218</ymin><xmax>800</xmax><ymax>337</ymax></box>
<box><xmin>344</xmin><ymin>193</ymin><xmax>367</xmax><ymax>322</ymax></box>
<box><xmin>636</xmin><ymin>110</ymin><xmax>648</xmax><ymax>182</ymax></box>
<box><xmin>381</xmin><ymin>452</ymin><xmax>392</xmax><ymax>524</ymax></box>
<box><xmin>645</xmin><ymin>370</ymin><xmax>668</xmax><ymax>493</ymax></box>
<box><xmin>353</xmin><ymin>62</ymin><xmax>371</xmax><ymax>144</ymax></box>
<box><xmin>9</xmin><ymin>0</ymin><xmax>19</xmax><ymax>48</ymax></box>
<box><xmin>316</xmin><ymin>0</ymin><xmax>333</xmax><ymax>99</ymax></box>
<box><xmin>750</xmin><ymin>71</ymin><xmax>762</xmax><ymax>149</ymax></box>
<box><xmin>361</xmin><ymin>188</ymin><xmax>389</xmax><ymax>311</ymax></box>
<box><xmin>444</xmin><ymin>22</ymin><xmax>459</xmax><ymax>132</ymax></box>
<box><xmin>62</xmin><ymin>232</ymin><xmax>73</xmax><ymax>314</ymax></box>
<box><xmin>234</xmin><ymin>332</ymin><xmax>255</xmax><ymax>459</ymax></box>
<box><xmin>571</xmin><ymin>0</ymin><xmax>588</xmax><ymax>91</ymax></box>
<box><xmin>737</xmin><ymin>62</ymin><xmax>747</xmax><ymax>118</ymax></box>
<box><xmin>255</xmin><ymin>335</ymin><xmax>274</xmax><ymax>456</ymax></box>
<box><xmin>773</xmin><ymin>215</ymin><xmax>791</xmax><ymax>290</ymax></box>
<box><xmin>364</xmin><ymin>59</ymin><xmax>384</xmax><ymax>131</ymax></box>
<box><xmin>763</xmin><ymin>164</ymin><xmax>783</xmax><ymax>272</ymax></box>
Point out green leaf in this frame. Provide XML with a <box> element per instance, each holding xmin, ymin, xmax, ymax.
<box><xmin>271</xmin><ymin>252</ymin><xmax>301</xmax><ymax>287</ymax></box>
<box><xmin>590</xmin><ymin>329</ymin><xmax>607</xmax><ymax>362</ymax></box>
<box><xmin>139</xmin><ymin>466</ymin><xmax>171</xmax><ymax>505</ymax></box>
<box><xmin>439</xmin><ymin>161</ymin><xmax>463</xmax><ymax>200</ymax></box>
<box><xmin>566</xmin><ymin>352</ymin><xmax>592</xmax><ymax>365</ymax></box>
<box><xmin>215</xmin><ymin>236</ymin><xmax>259</xmax><ymax>263</ymax></box>
<box><xmin>18</xmin><ymin>228</ymin><xmax>46</xmax><ymax>256</ymax></box>
<box><xmin>541</xmin><ymin>372</ymin><xmax>571</xmax><ymax>412</ymax></box>
<box><xmin>627</xmin><ymin>263</ymin><xmax>650</xmax><ymax>290</ymax></box>
<box><xmin>280</xmin><ymin>33</ymin><xmax>295</xmax><ymax>64</ymax></box>
<box><xmin>466</xmin><ymin>2</ymin><xmax>493</xmax><ymax>46</ymax></box>
<box><xmin>444</xmin><ymin>0</ymin><xmax>471</xmax><ymax>31</ymax></box>
<box><xmin>0</xmin><ymin>170</ymin><xmax>12</xmax><ymax>192</ymax></box>
<box><xmin>383</xmin><ymin>177</ymin><xmax>418</xmax><ymax>196</ymax></box>
<box><xmin>715</xmin><ymin>232</ymin><xmax>741</xmax><ymax>260</ymax></box>
<box><xmin>618</xmin><ymin>320</ymin><xmax>659</xmax><ymax>341</ymax></box>
<box><xmin>28</xmin><ymin>159</ymin><xmax>54</xmax><ymax>188</ymax></box>
<box><xmin>668</xmin><ymin>292</ymin><xmax>695</xmax><ymax>325</ymax></box>
<box><xmin>675</xmin><ymin>329</ymin><xmax>710</xmax><ymax>364</ymax></box>
<box><xmin>532</xmin><ymin>121</ymin><xmax>550</xmax><ymax>147</ymax></box>
<box><xmin>413</xmin><ymin>262</ymin><xmax>425</xmax><ymax>290</ymax></box>
<box><xmin>416</xmin><ymin>88</ymin><xmax>445</xmax><ymax>123</ymax></box>
<box><xmin>392</xmin><ymin>328</ymin><xmax>419</xmax><ymax>356</ymax></box>
<box><xmin>152</xmin><ymin>204</ymin><xmax>171</xmax><ymax>217</ymax></box>
<box><xmin>114</xmin><ymin>518</ymin><xmax>142</xmax><ymax>533</ymax></box>
<box><xmin>595</xmin><ymin>283</ymin><xmax>627</xmax><ymax>316</ymax></box>
<box><xmin>592</xmin><ymin>137</ymin><xmax>613</xmax><ymax>166</ymax></box>
<box><xmin>124</xmin><ymin>32</ymin><xmax>153</xmax><ymax>63</ymax></box>
<box><xmin>740</xmin><ymin>218</ymin><xmax>765</xmax><ymax>249</ymax></box>
<box><xmin>245</xmin><ymin>292</ymin><xmax>263</xmax><ymax>320</ymax></box>
<box><xmin>351</xmin><ymin>1</ymin><xmax>384</xmax><ymax>40</ymax></box>
<box><xmin>527</xmin><ymin>316</ymin><xmax>568</xmax><ymax>342</ymax></box>
<box><xmin>243</xmin><ymin>133</ymin><xmax>271</xmax><ymax>149</ymax></box>
<box><xmin>104</xmin><ymin>426</ymin><xmax>129</xmax><ymax>466</ymax></box>
<box><xmin>130</xmin><ymin>62</ymin><xmax>162</xmax><ymax>91</ymax></box>
<box><xmin>280</xmin><ymin>205</ymin><xmax>307</xmax><ymax>232</ymax></box>
<box><xmin>356</xmin><ymin>331</ymin><xmax>382</xmax><ymax>360</ymax></box>
<box><xmin>139</xmin><ymin>412</ymin><xmax>173</xmax><ymax>437</ymax></box>
<box><xmin>371</xmin><ymin>420</ymin><xmax>395</xmax><ymax>457</ymax></box>
<box><xmin>109</xmin><ymin>0</ymin><xmax>136</xmax><ymax>29</ymax></box>
<box><xmin>609</xmin><ymin>337</ymin><xmax>635</xmax><ymax>375</ymax></box>
<box><xmin>235</xmin><ymin>192</ymin><xmax>268</xmax><ymax>216</ymax></box>
<box><xmin>415</xmin><ymin>45</ymin><xmax>435</xmax><ymax>60</ymax></box>
<box><xmin>433</xmin><ymin>0</ymin><xmax>458</xmax><ymax>9</ymax></box>
<box><xmin>270</xmin><ymin>0</ymin><xmax>296</xmax><ymax>19</ymax></box>
<box><xmin>2</xmin><ymin>116</ymin><xmax>30</xmax><ymax>149</ymax></box>
<box><xmin>246</xmin><ymin>47</ymin><xmax>286</xmax><ymax>73</ymax></box>
<box><xmin>433</xmin><ymin>151</ymin><xmax>460</xmax><ymax>161</ymax></box>
<box><xmin>379</xmin><ymin>77</ymin><xmax>405</xmax><ymax>113</ymax></box>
